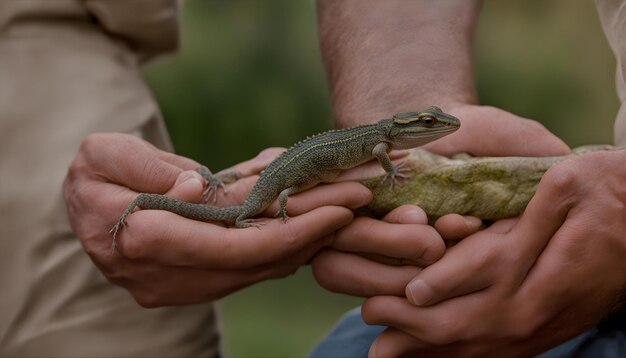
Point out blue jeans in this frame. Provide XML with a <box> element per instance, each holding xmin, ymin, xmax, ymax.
<box><xmin>310</xmin><ymin>307</ymin><xmax>626</xmax><ymax>358</ymax></box>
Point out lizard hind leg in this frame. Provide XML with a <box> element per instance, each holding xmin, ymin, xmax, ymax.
<box><xmin>275</xmin><ymin>186</ymin><xmax>302</xmax><ymax>222</ymax></box>
<box><xmin>235</xmin><ymin>217</ymin><xmax>266</xmax><ymax>229</ymax></box>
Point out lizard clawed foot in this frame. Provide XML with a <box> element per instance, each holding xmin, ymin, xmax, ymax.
<box><xmin>381</xmin><ymin>160</ymin><xmax>412</xmax><ymax>188</ymax></box>
<box><xmin>108</xmin><ymin>219</ymin><xmax>128</xmax><ymax>253</ymax></box>
<box><xmin>274</xmin><ymin>209</ymin><xmax>290</xmax><ymax>222</ymax></box>
<box><xmin>197</xmin><ymin>165</ymin><xmax>228</xmax><ymax>203</ymax></box>
<box><xmin>236</xmin><ymin>218</ymin><xmax>266</xmax><ymax>229</ymax></box>
<box><xmin>201</xmin><ymin>179</ymin><xmax>227</xmax><ymax>204</ymax></box>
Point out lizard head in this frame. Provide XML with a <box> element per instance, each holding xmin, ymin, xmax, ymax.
<box><xmin>386</xmin><ymin>106</ymin><xmax>460</xmax><ymax>149</ymax></box>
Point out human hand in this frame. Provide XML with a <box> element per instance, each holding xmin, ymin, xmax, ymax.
<box><xmin>360</xmin><ymin>148</ymin><xmax>626</xmax><ymax>357</ymax></box>
<box><xmin>312</xmin><ymin>205</ymin><xmax>441</xmax><ymax>297</ymax></box>
<box><xmin>424</xmin><ymin>104</ymin><xmax>571</xmax><ymax>157</ymax></box>
<box><xmin>63</xmin><ymin>133</ymin><xmax>371</xmax><ymax>306</ymax></box>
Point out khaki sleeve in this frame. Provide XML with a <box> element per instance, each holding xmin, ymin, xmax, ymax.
<box><xmin>84</xmin><ymin>0</ymin><xmax>180</xmax><ymax>62</ymax></box>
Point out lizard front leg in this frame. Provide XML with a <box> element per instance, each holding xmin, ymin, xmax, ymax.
<box><xmin>372</xmin><ymin>142</ymin><xmax>411</xmax><ymax>187</ymax></box>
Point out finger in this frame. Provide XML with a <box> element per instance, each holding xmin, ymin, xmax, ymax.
<box><xmin>116</xmin><ymin>205</ymin><xmax>353</xmax><ymax>269</ymax></box>
<box><xmin>219</xmin><ymin>147</ymin><xmax>286</xmax><ymax>178</ymax></box>
<box><xmin>363</xmin><ymin>296</ymin><xmax>427</xmax><ymax>332</ymax></box>
<box><xmin>332</xmin><ymin>216</ymin><xmax>444</xmax><ymax>266</ymax></box>
<box><xmin>362</xmin><ymin>296</ymin><xmax>449</xmax><ymax>342</ymax></box>
<box><xmin>157</xmin><ymin>150</ymin><xmax>201</xmax><ymax>171</ymax></box>
<box><xmin>503</xmin><ymin>163</ymin><xmax>575</xmax><ymax>258</ymax></box>
<box><xmin>434</xmin><ymin>214</ymin><xmax>482</xmax><ymax>240</ymax></box>
<box><xmin>251</xmin><ymin>234</ymin><xmax>331</xmax><ymax>281</ymax></box>
<box><xmin>124</xmin><ymin>234</ymin><xmax>329</xmax><ymax>307</ymax></box>
<box><xmin>80</xmin><ymin>133</ymin><xmax>188</xmax><ymax>194</ymax></box>
<box><xmin>264</xmin><ymin>181</ymin><xmax>373</xmax><ymax>216</ymax></box>
<box><xmin>363</xmin><ymin>294</ymin><xmax>493</xmax><ymax>348</ymax></box>
<box><xmin>382</xmin><ymin>205</ymin><xmax>428</xmax><ymax>225</ymax></box>
<box><xmin>404</xmin><ymin>220</ymin><xmax>517</xmax><ymax>306</ymax></box>
<box><xmin>214</xmin><ymin>175</ymin><xmax>259</xmax><ymax>206</ymax></box>
<box><xmin>369</xmin><ymin>328</ymin><xmax>427</xmax><ymax>358</ymax></box>
<box><xmin>311</xmin><ymin>249</ymin><xmax>420</xmax><ymax>297</ymax></box>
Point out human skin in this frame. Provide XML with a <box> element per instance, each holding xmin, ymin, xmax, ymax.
<box><xmin>63</xmin><ymin>133</ymin><xmax>448</xmax><ymax>307</ymax></box>
<box><xmin>314</xmin><ymin>0</ymin><xmax>626</xmax><ymax>356</ymax></box>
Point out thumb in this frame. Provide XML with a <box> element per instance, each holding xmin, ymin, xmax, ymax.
<box><xmin>165</xmin><ymin>170</ymin><xmax>206</xmax><ymax>203</ymax></box>
<box><xmin>90</xmin><ymin>133</ymin><xmax>190</xmax><ymax>194</ymax></box>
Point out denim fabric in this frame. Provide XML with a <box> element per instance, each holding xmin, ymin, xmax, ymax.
<box><xmin>309</xmin><ymin>307</ymin><xmax>385</xmax><ymax>358</ymax></box>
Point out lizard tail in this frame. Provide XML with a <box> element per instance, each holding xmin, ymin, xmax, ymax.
<box><xmin>129</xmin><ymin>193</ymin><xmax>242</xmax><ymax>222</ymax></box>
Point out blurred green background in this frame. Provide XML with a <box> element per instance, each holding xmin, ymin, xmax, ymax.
<box><xmin>143</xmin><ymin>1</ymin><xmax>618</xmax><ymax>357</ymax></box>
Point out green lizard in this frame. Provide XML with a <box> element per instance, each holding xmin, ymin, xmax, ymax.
<box><xmin>110</xmin><ymin>106</ymin><xmax>460</xmax><ymax>239</ymax></box>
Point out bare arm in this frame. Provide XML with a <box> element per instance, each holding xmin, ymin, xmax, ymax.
<box><xmin>317</xmin><ymin>0</ymin><xmax>481</xmax><ymax>127</ymax></box>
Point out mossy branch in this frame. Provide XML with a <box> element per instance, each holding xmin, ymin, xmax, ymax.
<box><xmin>358</xmin><ymin>145</ymin><xmax>616</xmax><ymax>222</ymax></box>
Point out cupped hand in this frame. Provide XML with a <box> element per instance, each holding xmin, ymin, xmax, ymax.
<box><xmin>362</xmin><ymin>148</ymin><xmax>626</xmax><ymax>357</ymax></box>
<box><xmin>63</xmin><ymin>133</ymin><xmax>371</xmax><ymax>307</ymax></box>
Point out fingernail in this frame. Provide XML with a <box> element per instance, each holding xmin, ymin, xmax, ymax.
<box><xmin>407</xmin><ymin>279</ymin><xmax>433</xmax><ymax>306</ymax></box>
<box><xmin>464</xmin><ymin>216</ymin><xmax>482</xmax><ymax>227</ymax></box>
<box><xmin>399</xmin><ymin>207</ymin><xmax>427</xmax><ymax>224</ymax></box>
<box><xmin>369</xmin><ymin>339</ymin><xmax>379</xmax><ymax>358</ymax></box>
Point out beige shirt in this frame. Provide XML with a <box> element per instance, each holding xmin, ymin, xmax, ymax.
<box><xmin>0</xmin><ymin>1</ymin><xmax>218</xmax><ymax>356</ymax></box>
<box><xmin>595</xmin><ymin>0</ymin><xmax>626</xmax><ymax>146</ymax></box>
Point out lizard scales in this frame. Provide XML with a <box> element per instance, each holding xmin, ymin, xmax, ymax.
<box><xmin>110</xmin><ymin>106</ymin><xmax>460</xmax><ymax>238</ymax></box>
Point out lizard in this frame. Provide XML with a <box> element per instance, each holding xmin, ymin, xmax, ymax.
<box><xmin>109</xmin><ymin>106</ymin><xmax>460</xmax><ymax>239</ymax></box>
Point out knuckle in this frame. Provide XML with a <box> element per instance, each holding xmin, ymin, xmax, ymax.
<box><xmin>79</xmin><ymin>133</ymin><xmax>114</xmax><ymax>162</ymax></box>
<box><xmin>508</xmin><ymin>294</ymin><xmax>552</xmax><ymax>340</ymax></box>
<box><xmin>505</xmin><ymin>307</ymin><xmax>541</xmax><ymax>341</ymax></box>
<box><xmin>115</xmin><ymin>237</ymin><xmax>139</xmax><ymax>259</ymax></box>
<box><xmin>272</xmin><ymin>265</ymin><xmax>299</xmax><ymax>280</ymax></box>
<box><xmin>424</xmin><ymin>318</ymin><xmax>463</xmax><ymax>345</ymax></box>
<box><xmin>79</xmin><ymin>133</ymin><xmax>105</xmax><ymax>152</ymax></box>
<box><xmin>69</xmin><ymin>134</ymin><xmax>108</xmax><ymax>174</ymax></box>
<box><xmin>142</xmin><ymin>156</ymin><xmax>176</xmax><ymax>186</ymax></box>
<box><xmin>419</xmin><ymin>227</ymin><xmax>446</xmax><ymax>263</ymax></box>
<box><xmin>80</xmin><ymin>234</ymin><xmax>106</xmax><ymax>258</ymax></box>
<box><xmin>541</xmin><ymin>163</ymin><xmax>578</xmax><ymax>195</ymax></box>
<box><xmin>133</xmin><ymin>291</ymin><xmax>163</xmax><ymax>308</ymax></box>
<box><xmin>471</xmin><ymin>245</ymin><xmax>498</xmax><ymax>272</ymax></box>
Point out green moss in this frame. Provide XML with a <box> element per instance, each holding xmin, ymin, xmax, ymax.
<box><xmin>358</xmin><ymin>148</ymin><xmax>612</xmax><ymax>221</ymax></box>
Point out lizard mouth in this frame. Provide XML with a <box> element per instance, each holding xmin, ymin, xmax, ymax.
<box><xmin>399</xmin><ymin>126</ymin><xmax>458</xmax><ymax>138</ymax></box>
<box><xmin>392</xmin><ymin>126</ymin><xmax>459</xmax><ymax>149</ymax></box>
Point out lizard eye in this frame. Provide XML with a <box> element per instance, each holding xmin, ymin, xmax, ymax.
<box><xmin>420</xmin><ymin>115</ymin><xmax>437</xmax><ymax>126</ymax></box>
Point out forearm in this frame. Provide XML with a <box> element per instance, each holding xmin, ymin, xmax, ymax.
<box><xmin>317</xmin><ymin>0</ymin><xmax>482</xmax><ymax>127</ymax></box>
